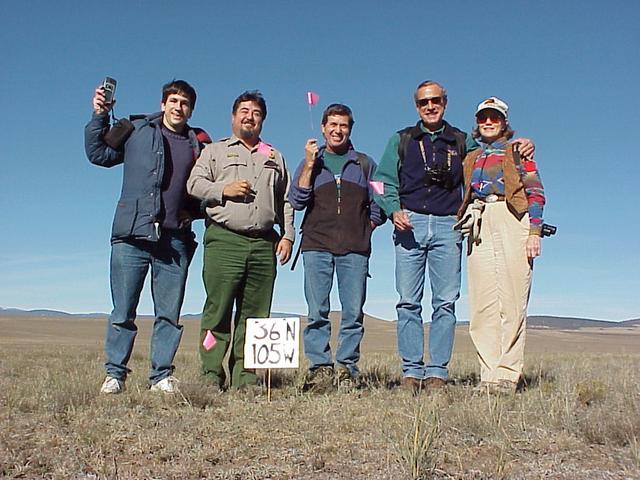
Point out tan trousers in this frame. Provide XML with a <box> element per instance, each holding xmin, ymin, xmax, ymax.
<box><xmin>467</xmin><ymin>202</ymin><xmax>532</xmax><ymax>383</ymax></box>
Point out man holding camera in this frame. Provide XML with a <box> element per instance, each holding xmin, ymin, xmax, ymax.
<box><xmin>187</xmin><ymin>91</ymin><xmax>294</xmax><ymax>391</ymax></box>
<box><xmin>85</xmin><ymin>79</ymin><xmax>210</xmax><ymax>395</ymax></box>
<box><xmin>372</xmin><ymin>80</ymin><xmax>474</xmax><ymax>392</ymax></box>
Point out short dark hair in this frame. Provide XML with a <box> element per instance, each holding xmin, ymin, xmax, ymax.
<box><xmin>321</xmin><ymin>103</ymin><xmax>354</xmax><ymax>128</ymax></box>
<box><xmin>162</xmin><ymin>80</ymin><xmax>197</xmax><ymax>109</ymax></box>
<box><xmin>232</xmin><ymin>90</ymin><xmax>267</xmax><ymax>119</ymax></box>
<box><xmin>414</xmin><ymin>80</ymin><xmax>447</xmax><ymax>103</ymax></box>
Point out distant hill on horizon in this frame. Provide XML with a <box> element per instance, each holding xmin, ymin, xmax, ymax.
<box><xmin>1</xmin><ymin>307</ymin><xmax>638</xmax><ymax>329</ymax></box>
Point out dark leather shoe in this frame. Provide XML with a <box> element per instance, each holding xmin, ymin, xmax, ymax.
<box><xmin>401</xmin><ymin>376</ymin><xmax>424</xmax><ymax>394</ymax></box>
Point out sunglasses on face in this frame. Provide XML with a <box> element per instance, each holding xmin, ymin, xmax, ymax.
<box><xmin>416</xmin><ymin>96</ymin><xmax>444</xmax><ymax>107</ymax></box>
<box><xmin>476</xmin><ymin>110</ymin><xmax>504</xmax><ymax>123</ymax></box>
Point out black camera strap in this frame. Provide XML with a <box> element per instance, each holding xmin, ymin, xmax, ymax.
<box><xmin>417</xmin><ymin>138</ymin><xmax>451</xmax><ymax>171</ymax></box>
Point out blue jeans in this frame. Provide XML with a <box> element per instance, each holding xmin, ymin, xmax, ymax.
<box><xmin>105</xmin><ymin>230</ymin><xmax>194</xmax><ymax>383</ymax></box>
<box><xmin>394</xmin><ymin>212</ymin><xmax>462</xmax><ymax>380</ymax></box>
<box><xmin>302</xmin><ymin>251</ymin><xmax>369</xmax><ymax>376</ymax></box>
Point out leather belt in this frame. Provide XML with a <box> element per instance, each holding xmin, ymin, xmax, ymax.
<box><xmin>212</xmin><ymin>222</ymin><xmax>271</xmax><ymax>239</ymax></box>
<box><xmin>240</xmin><ymin>229</ymin><xmax>271</xmax><ymax>239</ymax></box>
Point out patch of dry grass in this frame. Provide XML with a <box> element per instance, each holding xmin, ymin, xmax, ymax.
<box><xmin>1</xmin><ymin>321</ymin><xmax>639</xmax><ymax>479</ymax></box>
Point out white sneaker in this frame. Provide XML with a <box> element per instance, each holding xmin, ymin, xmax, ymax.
<box><xmin>150</xmin><ymin>376</ymin><xmax>179</xmax><ymax>394</ymax></box>
<box><xmin>100</xmin><ymin>376</ymin><xmax>125</xmax><ymax>394</ymax></box>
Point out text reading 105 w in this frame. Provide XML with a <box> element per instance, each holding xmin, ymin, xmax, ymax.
<box><xmin>244</xmin><ymin>317</ymin><xmax>300</xmax><ymax>369</ymax></box>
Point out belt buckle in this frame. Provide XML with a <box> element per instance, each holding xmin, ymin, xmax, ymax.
<box><xmin>485</xmin><ymin>194</ymin><xmax>499</xmax><ymax>203</ymax></box>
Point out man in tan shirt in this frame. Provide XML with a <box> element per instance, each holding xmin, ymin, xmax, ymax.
<box><xmin>187</xmin><ymin>90</ymin><xmax>294</xmax><ymax>390</ymax></box>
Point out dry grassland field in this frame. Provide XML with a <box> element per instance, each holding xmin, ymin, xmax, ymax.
<box><xmin>1</xmin><ymin>314</ymin><xmax>639</xmax><ymax>479</ymax></box>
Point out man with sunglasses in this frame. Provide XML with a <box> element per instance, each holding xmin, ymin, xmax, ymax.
<box><xmin>372</xmin><ymin>80</ymin><xmax>532</xmax><ymax>393</ymax></box>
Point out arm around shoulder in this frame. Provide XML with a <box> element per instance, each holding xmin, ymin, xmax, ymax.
<box><xmin>465</xmin><ymin>133</ymin><xmax>479</xmax><ymax>154</ymax></box>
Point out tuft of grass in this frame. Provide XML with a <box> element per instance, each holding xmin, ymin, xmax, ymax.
<box><xmin>392</xmin><ymin>399</ymin><xmax>441</xmax><ymax>479</ymax></box>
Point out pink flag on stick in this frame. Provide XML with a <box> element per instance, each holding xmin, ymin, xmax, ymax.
<box><xmin>202</xmin><ymin>330</ymin><xmax>216</xmax><ymax>351</ymax></box>
<box><xmin>307</xmin><ymin>91</ymin><xmax>320</xmax><ymax>130</ymax></box>
<box><xmin>307</xmin><ymin>91</ymin><xmax>320</xmax><ymax>106</ymax></box>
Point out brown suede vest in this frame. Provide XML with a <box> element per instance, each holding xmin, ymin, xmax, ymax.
<box><xmin>458</xmin><ymin>144</ymin><xmax>529</xmax><ymax>219</ymax></box>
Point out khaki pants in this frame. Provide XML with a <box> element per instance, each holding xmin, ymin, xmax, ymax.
<box><xmin>467</xmin><ymin>202</ymin><xmax>532</xmax><ymax>383</ymax></box>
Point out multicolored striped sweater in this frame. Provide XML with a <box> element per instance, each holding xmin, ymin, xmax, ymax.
<box><xmin>470</xmin><ymin>140</ymin><xmax>545</xmax><ymax>235</ymax></box>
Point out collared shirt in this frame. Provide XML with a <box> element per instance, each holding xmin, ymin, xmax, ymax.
<box><xmin>187</xmin><ymin>135</ymin><xmax>295</xmax><ymax>241</ymax></box>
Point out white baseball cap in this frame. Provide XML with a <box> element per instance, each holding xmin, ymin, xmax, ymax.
<box><xmin>476</xmin><ymin>97</ymin><xmax>509</xmax><ymax>119</ymax></box>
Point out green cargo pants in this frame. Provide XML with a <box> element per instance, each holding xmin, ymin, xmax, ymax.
<box><xmin>200</xmin><ymin>223</ymin><xmax>277</xmax><ymax>387</ymax></box>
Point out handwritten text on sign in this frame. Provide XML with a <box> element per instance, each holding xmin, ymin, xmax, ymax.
<box><xmin>244</xmin><ymin>317</ymin><xmax>300</xmax><ymax>369</ymax></box>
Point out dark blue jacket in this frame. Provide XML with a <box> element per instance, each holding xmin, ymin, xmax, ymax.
<box><xmin>84</xmin><ymin>112</ymin><xmax>207</xmax><ymax>242</ymax></box>
<box><xmin>288</xmin><ymin>147</ymin><xmax>385</xmax><ymax>255</ymax></box>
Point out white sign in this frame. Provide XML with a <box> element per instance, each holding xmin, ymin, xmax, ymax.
<box><xmin>244</xmin><ymin>317</ymin><xmax>300</xmax><ymax>369</ymax></box>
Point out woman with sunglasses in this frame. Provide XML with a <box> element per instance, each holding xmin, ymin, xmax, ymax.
<box><xmin>456</xmin><ymin>97</ymin><xmax>545</xmax><ymax>393</ymax></box>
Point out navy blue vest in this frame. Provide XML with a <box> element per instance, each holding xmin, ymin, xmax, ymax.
<box><xmin>398</xmin><ymin>121</ymin><xmax>466</xmax><ymax>215</ymax></box>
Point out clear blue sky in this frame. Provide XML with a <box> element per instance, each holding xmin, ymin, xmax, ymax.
<box><xmin>2</xmin><ymin>1</ymin><xmax>639</xmax><ymax>321</ymax></box>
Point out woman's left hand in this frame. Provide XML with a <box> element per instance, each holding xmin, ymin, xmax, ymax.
<box><xmin>526</xmin><ymin>235</ymin><xmax>541</xmax><ymax>258</ymax></box>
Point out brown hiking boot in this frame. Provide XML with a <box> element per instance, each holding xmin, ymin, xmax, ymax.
<box><xmin>401</xmin><ymin>376</ymin><xmax>424</xmax><ymax>395</ymax></box>
<box><xmin>335</xmin><ymin>366</ymin><xmax>359</xmax><ymax>392</ymax></box>
<box><xmin>302</xmin><ymin>366</ymin><xmax>335</xmax><ymax>394</ymax></box>
<box><xmin>424</xmin><ymin>377</ymin><xmax>447</xmax><ymax>390</ymax></box>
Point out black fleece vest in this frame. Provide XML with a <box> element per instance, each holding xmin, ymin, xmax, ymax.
<box><xmin>398</xmin><ymin>122</ymin><xmax>466</xmax><ymax>215</ymax></box>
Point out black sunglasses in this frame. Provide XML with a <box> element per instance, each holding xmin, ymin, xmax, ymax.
<box><xmin>416</xmin><ymin>96</ymin><xmax>444</xmax><ymax>107</ymax></box>
<box><xmin>476</xmin><ymin>110</ymin><xmax>505</xmax><ymax>123</ymax></box>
